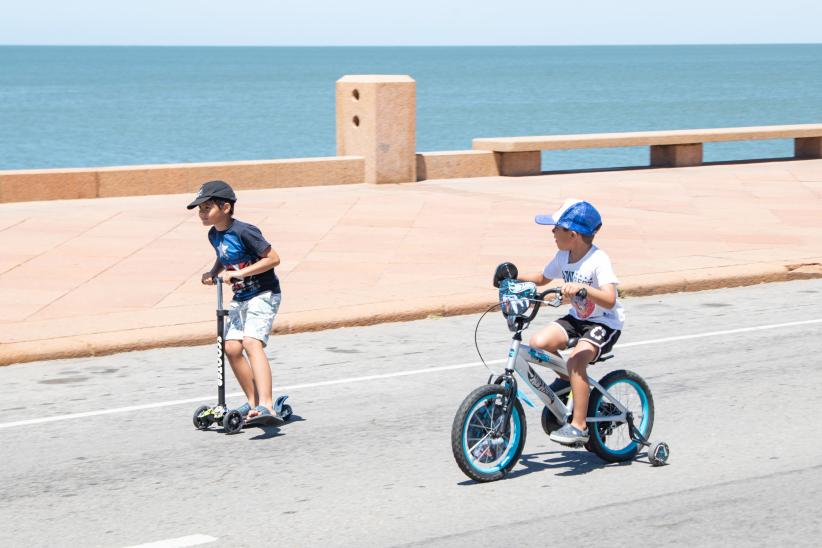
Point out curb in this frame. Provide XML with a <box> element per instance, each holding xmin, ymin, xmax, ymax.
<box><xmin>2</xmin><ymin>262</ymin><xmax>821</xmax><ymax>367</ymax></box>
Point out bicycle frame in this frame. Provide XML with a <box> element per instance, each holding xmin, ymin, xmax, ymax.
<box><xmin>502</xmin><ymin>334</ymin><xmax>630</xmax><ymax>425</ymax></box>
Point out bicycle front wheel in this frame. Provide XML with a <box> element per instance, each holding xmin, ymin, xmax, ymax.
<box><xmin>451</xmin><ymin>384</ymin><xmax>527</xmax><ymax>482</ymax></box>
<box><xmin>586</xmin><ymin>369</ymin><xmax>654</xmax><ymax>463</ymax></box>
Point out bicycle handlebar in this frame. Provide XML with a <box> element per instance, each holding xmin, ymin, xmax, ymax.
<box><xmin>522</xmin><ymin>286</ymin><xmax>587</xmax><ymax>323</ymax></box>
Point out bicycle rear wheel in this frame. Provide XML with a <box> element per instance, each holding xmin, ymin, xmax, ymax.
<box><xmin>451</xmin><ymin>384</ymin><xmax>527</xmax><ymax>482</ymax></box>
<box><xmin>586</xmin><ymin>370</ymin><xmax>654</xmax><ymax>462</ymax></box>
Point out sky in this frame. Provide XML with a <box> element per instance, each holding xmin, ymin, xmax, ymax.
<box><xmin>1</xmin><ymin>0</ymin><xmax>821</xmax><ymax>46</ymax></box>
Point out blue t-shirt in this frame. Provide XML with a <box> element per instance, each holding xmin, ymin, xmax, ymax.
<box><xmin>208</xmin><ymin>220</ymin><xmax>281</xmax><ymax>301</ymax></box>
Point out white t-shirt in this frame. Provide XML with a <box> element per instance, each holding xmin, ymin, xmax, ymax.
<box><xmin>543</xmin><ymin>245</ymin><xmax>625</xmax><ymax>330</ymax></box>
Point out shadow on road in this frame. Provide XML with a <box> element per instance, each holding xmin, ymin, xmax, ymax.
<box><xmin>457</xmin><ymin>449</ymin><xmax>632</xmax><ymax>485</ymax></box>
<box><xmin>509</xmin><ymin>449</ymin><xmax>631</xmax><ymax>479</ymax></box>
<box><xmin>246</xmin><ymin>413</ymin><xmax>306</xmax><ymax>441</ymax></box>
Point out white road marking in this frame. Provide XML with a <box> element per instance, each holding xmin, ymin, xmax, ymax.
<box><xmin>124</xmin><ymin>534</ymin><xmax>217</xmax><ymax>548</ymax></box>
<box><xmin>1</xmin><ymin>317</ymin><xmax>821</xmax><ymax>430</ymax></box>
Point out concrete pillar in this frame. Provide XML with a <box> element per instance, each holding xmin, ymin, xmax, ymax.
<box><xmin>496</xmin><ymin>151</ymin><xmax>541</xmax><ymax>176</ymax></box>
<box><xmin>336</xmin><ymin>75</ymin><xmax>416</xmax><ymax>184</ymax></box>
<box><xmin>650</xmin><ymin>143</ymin><xmax>703</xmax><ymax>167</ymax></box>
<box><xmin>795</xmin><ymin>137</ymin><xmax>822</xmax><ymax>159</ymax></box>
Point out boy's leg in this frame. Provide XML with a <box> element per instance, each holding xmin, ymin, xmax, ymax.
<box><xmin>243</xmin><ymin>337</ymin><xmax>273</xmax><ymax>414</ymax></box>
<box><xmin>567</xmin><ymin>341</ymin><xmax>598</xmax><ymax>432</ymax></box>
<box><xmin>530</xmin><ymin>320</ymin><xmax>572</xmax><ymax>387</ymax></box>
<box><xmin>224</xmin><ymin>299</ymin><xmax>259</xmax><ymax>408</ymax></box>
<box><xmin>528</xmin><ymin>322</ymin><xmax>568</xmax><ymax>358</ymax></box>
<box><xmin>241</xmin><ymin>292</ymin><xmax>280</xmax><ymax>417</ymax></box>
<box><xmin>225</xmin><ymin>340</ymin><xmax>259</xmax><ymax>407</ymax></box>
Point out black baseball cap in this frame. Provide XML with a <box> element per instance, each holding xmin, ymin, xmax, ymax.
<box><xmin>186</xmin><ymin>180</ymin><xmax>237</xmax><ymax>210</ymax></box>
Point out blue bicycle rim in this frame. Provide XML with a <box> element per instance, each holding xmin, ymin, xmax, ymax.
<box><xmin>462</xmin><ymin>394</ymin><xmax>522</xmax><ymax>474</ymax></box>
<box><xmin>594</xmin><ymin>378</ymin><xmax>649</xmax><ymax>456</ymax></box>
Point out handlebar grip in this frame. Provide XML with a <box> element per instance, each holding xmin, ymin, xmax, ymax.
<box><xmin>537</xmin><ymin>287</ymin><xmax>587</xmax><ymax>300</ymax></box>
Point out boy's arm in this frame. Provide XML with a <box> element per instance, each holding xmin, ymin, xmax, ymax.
<box><xmin>227</xmin><ymin>246</ymin><xmax>280</xmax><ymax>279</ymax></box>
<box><xmin>561</xmin><ymin>282</ymin><xmax>617</xmax><ymax>309</ymax></box>
<box><xmin>201</xmin><ymin>258</ymin><xmax>225</xmax><ymax>285</ymax></box>
<box><xmin>516</xmin><ymin>272</ymin><xmax>550</xmax><ymax>286</ymax></box>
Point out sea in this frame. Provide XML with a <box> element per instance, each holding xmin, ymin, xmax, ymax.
<box><xmin>1</xmin><ymin>44</ymin><xmax>821</xmax><ymax>172</ymax></box>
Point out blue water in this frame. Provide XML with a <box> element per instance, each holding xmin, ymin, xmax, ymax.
<box><xmin>1</xmin><ymin>45</ymin><xmax>821</xmax><ymax>171</ymax></box>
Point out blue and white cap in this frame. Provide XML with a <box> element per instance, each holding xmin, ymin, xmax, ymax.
<box><xmin>535</xmin><ymin>198</ymin><xmax>602</xmax><ymax>236</ymax></box>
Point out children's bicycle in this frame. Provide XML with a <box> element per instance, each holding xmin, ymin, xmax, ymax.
<box><xmin>451</xmin><ymin>264</ymin><xmax>669</xmax><ymax>482</ymax></box>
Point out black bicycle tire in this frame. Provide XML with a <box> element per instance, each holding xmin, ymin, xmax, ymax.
<box><xmin>451</xmin><ymin>384</ymin><xmax>527</xmax><ymax>482</ymax></box>
<box><xmin>586</xmin><ymin>369</ymin><xmax>654</xmax><ymax>463</ymax></box>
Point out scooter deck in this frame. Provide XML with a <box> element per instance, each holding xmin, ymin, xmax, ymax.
<box><xmin>242</xmin><ymin>414</ymin><xmax>284</xmax><ymax>428</ymax></box>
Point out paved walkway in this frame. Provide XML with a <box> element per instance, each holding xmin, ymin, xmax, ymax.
<box><xmin>2</xmin><ymin>159</ymin><xmax>822</xmax><ymax>365</ymax></box>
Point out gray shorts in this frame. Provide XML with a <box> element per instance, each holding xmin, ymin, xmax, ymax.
<box><xmin>225</xmin><ymin>291</ymin><xmax>281</xmax><ymax>347</ymax></box>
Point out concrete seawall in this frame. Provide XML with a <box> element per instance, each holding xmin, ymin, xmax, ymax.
<box><xmin>0</xmin><ymin>156</ymin><xmax>365</xmax><ymax>202</ymax></box>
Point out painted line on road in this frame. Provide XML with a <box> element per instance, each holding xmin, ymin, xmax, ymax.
<box><xmin>614</xmin><ymin>317</ymin><xmax>822</xmax><ymax>348</ymax></box>
<box><xmin>0</xmin><ymin>362</ymin><xmax>487</xmax><ymax>429</ymax></box>
<box><xmin>2</xmin><ymin>317</ymin><xmax>821</xmax><ymax>430</ymax></box>
<box><xmin>124</xmin><ymin>534</ymin><xmax>217</xmax><ymax>548</ymax></box>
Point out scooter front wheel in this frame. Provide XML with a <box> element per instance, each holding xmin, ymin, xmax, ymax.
<box><xmin>451</xmin><ymin>384</ymin><xmax>526</xmax><ymax>482</ymax></box>
<box><xmin>193</xmin><ymin>405</ymin><xmax>211</xmax><ymax>430</ymax></box>
<box><xmin>222</xmin><ymin>409</ymin><xmax>244</xmax><ymax>434</ymax></box>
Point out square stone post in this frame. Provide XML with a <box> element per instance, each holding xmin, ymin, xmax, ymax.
<box><xmin>336</xmin><ymin>75</ymin><xmax>416</xmax><ymax>184</ymax></box>
<box><xmin>650</xmin><ymin>143</ymin><xmax>703</xmax><ymax>167</ymax></box>
<box><xmin>795</xmin><ymin>137</ymin><xmax>822</xmax><ymax>159</ymax></box>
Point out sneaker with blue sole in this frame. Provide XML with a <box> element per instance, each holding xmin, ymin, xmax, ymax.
<box><xmin>549</xmin><ymin>423</ymin><xmax>590</xmax><ymax>445</ymax></box>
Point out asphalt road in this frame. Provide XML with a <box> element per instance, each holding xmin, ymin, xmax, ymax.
<box><xmin>1</xmin><ymin>280</ymin><xmax>821</xmax><ymax>547</ymax></box>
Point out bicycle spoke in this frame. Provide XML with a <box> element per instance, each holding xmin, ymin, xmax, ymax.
<box><xmin>598</xmin><ymin>380</ymin><xmax>646</xmax><ymax>452</ymax></box>
<box><xmin>468</xmin><ymin>431</ymin><xmax>492</xmax><ymax>454</ymax></box>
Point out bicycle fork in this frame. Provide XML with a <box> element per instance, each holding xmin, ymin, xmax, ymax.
<box><xmin>493</xmin><ymin>334</ymin><xmax>524</xmax><ymax>438</ymax></box>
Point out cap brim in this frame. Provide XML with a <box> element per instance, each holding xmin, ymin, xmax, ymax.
<box><xmin>534</xmin><ymin>214</ymin><xmax>558</xmax><ymax>225</ymax></box>
<box><xmin>186</xmin><ymin>196</ymin><xmax>210</xmax><ymax>210</ymax></box>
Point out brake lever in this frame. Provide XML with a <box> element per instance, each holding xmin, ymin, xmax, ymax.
<box><xmin>546</xmin><ymin>296</ymin><xmax>563</xmax><ymax>307</ymax></box>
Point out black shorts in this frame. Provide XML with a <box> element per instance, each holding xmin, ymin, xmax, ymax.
<box><xmin>553</xmin><ymin>315</ymin><xmax>621</xmax><ymax>360</ymax></box>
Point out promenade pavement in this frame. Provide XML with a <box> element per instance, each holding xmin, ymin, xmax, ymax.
<box><xmin>2</xmin><ymin>158</ymin><xmax>822</xmax><ymax>365</ymax></box>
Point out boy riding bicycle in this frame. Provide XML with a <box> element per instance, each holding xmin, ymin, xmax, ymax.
<box><xmin>516</xmin><ymin>199</ymin><xmax>624</xmax><ymax>445</ymax></box>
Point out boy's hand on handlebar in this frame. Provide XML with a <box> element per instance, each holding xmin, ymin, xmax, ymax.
<box><xmin>561</xmin><ymin>282</ymin><xmax>587</xmax><ymax>299</ymax></box>
<box><xmin>222</xmin><ymin>272</ymin><xmax>243</xmax><ymax>284</ymax></box>
<box><xmin>201</xmin><ymin>272</ymin><xmax>216</xmax><ymax>285</ymax></box>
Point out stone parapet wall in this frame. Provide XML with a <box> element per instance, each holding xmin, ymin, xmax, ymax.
<box><xmin>0</xmin><ymin>156</ymin><xmax>365</xmax><ymax>203</ymax></box>
<box><xmin>415</xmin><ymin>150</ymin><xmax>500</xmax><ymax>180</ymax></box>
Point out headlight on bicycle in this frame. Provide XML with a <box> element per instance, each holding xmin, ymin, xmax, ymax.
<box><xmin>499</xmin><ymin>279</ymin><xmax>536</xmax><ymax>319</ymax></box>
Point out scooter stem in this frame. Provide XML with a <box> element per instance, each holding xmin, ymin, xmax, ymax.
<box><xmin>213</xmin><ymin>276</ymin><xmax>224</xmax><ymax>310</ymax></box>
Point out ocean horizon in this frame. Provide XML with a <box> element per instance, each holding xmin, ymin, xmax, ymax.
<box><xmin>2</xmin><ymin>44</ymin><xmax>821</xmax><ymax>172</ymax></box>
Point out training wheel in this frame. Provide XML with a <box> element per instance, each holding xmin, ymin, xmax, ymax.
<box><xmin>279</xmin><ymin>404</ymin><xmax>293</xmax><ymax>421</ymax></box>
<box><xmin>648</xmin><ymin>441</ymin><xmax>670</xmax><ymax>466</ymax></box>
<box><xmin>222</xmin><ymin>409</ymin><xmax>244</xmax><ymax>434</ymax></box>
<box><xmin>193</xmin><ymin>405</ymin><xmax>211</xmax><ymax>430</ymax></box>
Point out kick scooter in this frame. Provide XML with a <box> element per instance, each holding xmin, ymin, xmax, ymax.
<box><xmin>192</xmin><ymin>276</ymin><xmax>293</xmax><ymax>434</ymax></box>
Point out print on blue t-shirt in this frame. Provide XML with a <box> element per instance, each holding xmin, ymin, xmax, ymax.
<box><xmin>208</xmin><ymin>220</ymin><xmax>280</xmax><ymax>301</ymax></box>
